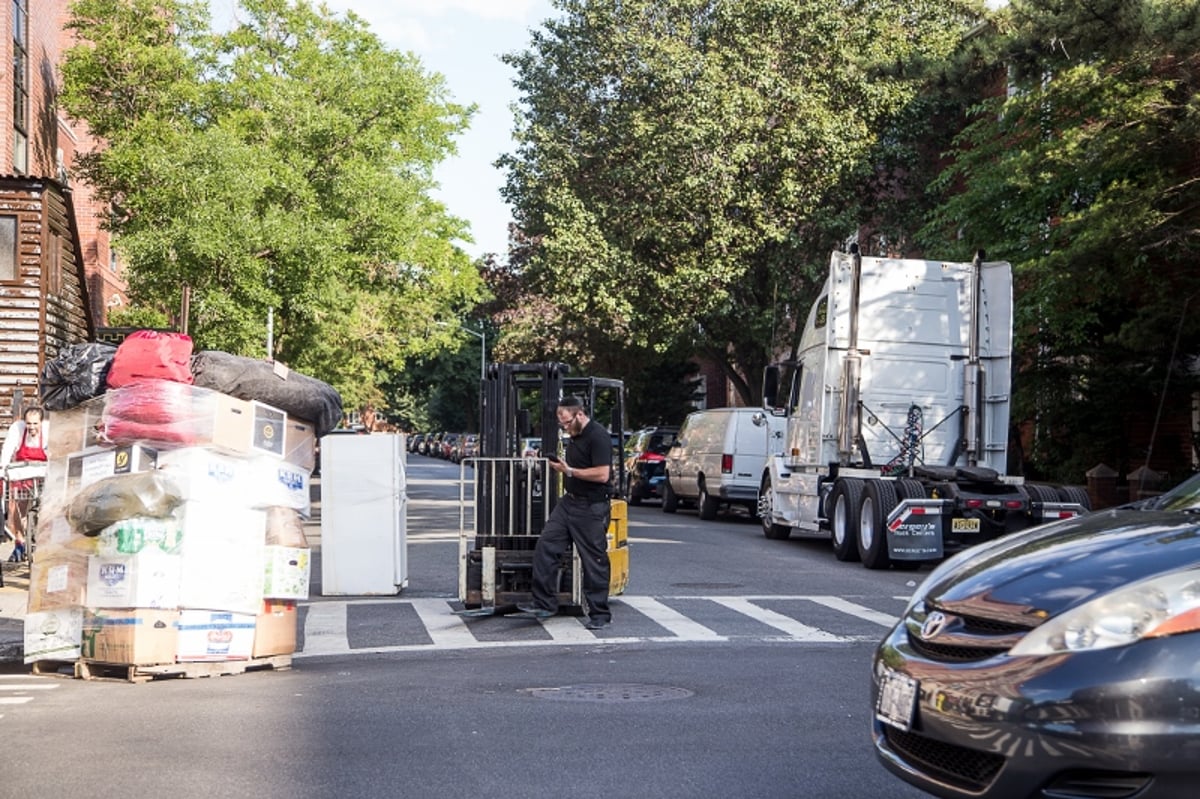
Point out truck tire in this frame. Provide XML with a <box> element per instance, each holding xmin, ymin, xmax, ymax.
<box><xmin>830</xmin><ymin>479</ymin><xmax>863</xmax><ymax>562</ymax></box>
<box><xmin>1022</xmin><ymin>483</ymin><xmax>1059</xmax><ymax>505</ymax></box>
<box><xmin>1057</xmin><ymin>485</ymin><xmax>1091</xmax><ymax>511</ymax></box>
<box><xmin>760</xmin><ymin>474</ymin><xmax>791</xmax><ymax>540</ymax></box>
<box><xmin>698</xmin><ymin>481</ymin><xmax>719</xmax><ymax>520</ymax></box>
<box><xmin>895</xmin><ymin>478</ymin><xmax>926</xmax><ymax>500</ymax></box>
<box><xmin>662</xmin><ymin>478</ymin><xmax>679</xmax><ymax>513</ymax></box>
<box><xmin>859</xmin><ymin>479</ymin><xmax>898</xmax><ymax>570</ymax></box>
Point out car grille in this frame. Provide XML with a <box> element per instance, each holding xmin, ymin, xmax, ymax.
<box><xmin>907</xmin><ymin>613</ymin><xmax>1033</xmax><ymax>662</ymax></box>
<box><xmin>883</xmin><ymin>726</ymin><xmax>1005</xmax><ymax>793</ymax></box>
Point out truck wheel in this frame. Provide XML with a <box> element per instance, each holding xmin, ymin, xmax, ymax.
<box><xmin>830</xmin><ymin>479</ymin><xmax>862</xmax><ymax>562</ymax></box>
<box><xmin>859</xmin><ymin>479</ymin><xmax>898</xmax><ymax>570</ymax></box>
<box><xmin>1057</xmin><ymin>485</ymin><xmax>1091</xmax><ymax>511</ymax></box>
<box><xmin>760</xmin><ymin>474</ymin><xmax>791</xmax><ymax>540</ymax></box>
<box><xmin>895</xmin><ymin>478</ymin><xmax>925</xmax><ymax>501</ymax></box>
<box><xmin>698</xmin><ymin>481</ymin><xmax>719</xmax><ymax>520</ymax></box>
<box><xmin>662</xmin><ymin>478</ymin><xmax>679</xmax><ymax>513</ymax></box>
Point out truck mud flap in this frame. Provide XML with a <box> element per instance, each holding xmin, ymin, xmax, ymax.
<box><xmin>885</xmin><ymin>499</ymin><xmax>951</xmax><ymax>561</ymax></box>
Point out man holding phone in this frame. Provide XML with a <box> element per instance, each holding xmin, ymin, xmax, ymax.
<box><xmin>519</xmin><ymin>395</ymin><xmax>613</xmax><ymax>630</ymax></box>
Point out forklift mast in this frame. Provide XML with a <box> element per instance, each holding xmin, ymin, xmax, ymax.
<box><xmin>462</xmin><ymin>362</ymin><xmax>626</xmax><ymax>610</ymax></box>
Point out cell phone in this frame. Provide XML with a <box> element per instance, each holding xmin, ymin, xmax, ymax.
<box><xmin>546</xmin><ymin>454</ymin><xmax>560</xmax><ymax>463</ymax></box>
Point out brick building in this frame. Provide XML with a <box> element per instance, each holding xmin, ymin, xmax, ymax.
<box><xmin>1</xmin><ymin>1</ymin><xmax>123</xmax><ymax>428</ymax></box>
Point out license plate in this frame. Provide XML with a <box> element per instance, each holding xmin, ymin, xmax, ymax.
<box><xmin>876</xmin><ymin>668</ymin><xmax>919</xmax><ymax>732</ymax></box>
<box><xmin>951</xmin><ymin>517</ymin><xmax>981</xmax><ymax>533</ymax></box>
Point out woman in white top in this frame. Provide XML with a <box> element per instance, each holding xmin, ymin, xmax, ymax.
<box><xmin>1</xmin><ymin>406</ymin><xmax>48</xmax><ymax>561</ymax></box>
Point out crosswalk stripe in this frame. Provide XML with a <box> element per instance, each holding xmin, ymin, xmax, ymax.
<box><xmin>302</xmin><ymin>601</ymin><xmax>349</xmax><ymax>654</ymax></box>
<box><xmin>0</xmin><ymin>697</ymin><xmax>35</xmax><ymax>705</ymax></box>
<box><xmin>709</xmin><ymin>597</ymin><xmax>846</xmax><ymax>642</ymax></box>
<box><xmin>0</xmin><ymin>683</ymin><xmax>59</xmax><ymax>692</ymax></box>
<box><xmin>616</xmin><ymin>596</ymin><xmax>724</xmax><ymax>641</ymax></box>
<box><xmin>409</xmin><ymin>598</ymin><xmax>476</xmax><ymax>647</ymax></box>
<box><xmin>805</xmin><ymin>596</ymin><xmax>898</xmax><ymax>627</ymax></box>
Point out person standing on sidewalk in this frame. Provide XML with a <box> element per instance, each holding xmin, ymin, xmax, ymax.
<box><xmin>519</xmin><ymin>395</ymin><xmax>613</xmax><ymax>630</ymax></box>
<box><xmin>1</xmin><ymin>405</ymin><xmax>48</xmax><ymax>562</ymax></box>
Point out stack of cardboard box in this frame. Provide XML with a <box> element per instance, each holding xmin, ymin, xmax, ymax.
<box><xmin>23</xmin><ymin>380</ymin><xmax>316</xmax><ymax>670</ymax></box>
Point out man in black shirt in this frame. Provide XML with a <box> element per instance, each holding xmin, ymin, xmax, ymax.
<box><xmin>519</xmin><ymin>395</ymin><xmax>613</xmax><ymax>629</ymax></box>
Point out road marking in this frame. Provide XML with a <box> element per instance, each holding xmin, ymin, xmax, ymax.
<box><xmin>302</xmin><ymin>601</ymin><xmax>349</xmax><ymax>654</ymax></box>
<box><xmin>616</xmin><ymin>596</ymin><xmax>724</xmax><ymax>641</ymax></box>
<box><xmin>541</xmin><ymin>616</ymin><xmax>597</xmax><ymax>643</ymax></box>
<box><xmin>710</xmin><ymin>597</ymin><xmax>846</xmax><ymax>642</ymax></box>
<box><xmin>805</xmin><ymin>596</ymin><xmax>899</xmax><ymax>627</ymax></box>
<box><xmin>409</xmin><ymin>598</ymin><xmax>476</xmax><ymax>647</ymax></box>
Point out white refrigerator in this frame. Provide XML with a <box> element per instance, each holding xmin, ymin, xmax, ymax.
<box><xmin>320</xmin><ymin>433</ymin><xmax>408</xmax><ymax>595</ymax></box>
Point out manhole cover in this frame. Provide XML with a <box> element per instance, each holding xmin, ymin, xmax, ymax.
<box><xmin>670</xmin><ymin>582</ymin><xmax>743</xmax><ymax>590</ymax></box>
<box><xmin>527</xmin><ymin>684</ymin><xmax>694</xmax><ymax>703</ymax></box>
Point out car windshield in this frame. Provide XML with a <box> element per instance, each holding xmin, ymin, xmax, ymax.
<box><xmin>1139</xmin><ymin>472</ymin><xmax>1200</xmax><ymax>511</ymax></box>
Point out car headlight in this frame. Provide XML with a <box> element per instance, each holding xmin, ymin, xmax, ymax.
<box><xmin>1010</xmin><ymin>567</ymin><xmax>1200</xmax><ymax>656</ymax></box>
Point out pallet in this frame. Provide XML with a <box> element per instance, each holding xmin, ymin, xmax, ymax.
<box><xmin>29</xmin><ymin>660</ymin><xmax>81</xmax><ymax>678</ymax></box>
<box><xmin>76</xmin><ymin>655</ymin><xmax>293</xmax><ymax>683</ymax></box>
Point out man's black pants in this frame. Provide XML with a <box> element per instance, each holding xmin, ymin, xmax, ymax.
<box><xmin>530</xmin><ymin>495</ymin><xmax>611</xmax><ymax>621</ymax></box>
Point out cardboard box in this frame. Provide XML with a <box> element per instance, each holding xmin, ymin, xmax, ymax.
<box><xmin>96</xmin><ymin>516</ymin><xmax>184</xmax><ymax>557</ymax></box>
<box><xmin>64</xmin><ymin>444</ymin><xmax>159</xmax><ymax>494</ymax></box>
<box><xmin>251</xmin><ymin>458</ymin><xmax>311</xmax><ymax>516</ymax></box>
<box><xmin>177</xmin><ymin>501</ymin><xmax>266</xmax><ymax>614</ymax></box>
<box><xmin>24</xmin><ymin>607</ymin><xmax>84</xmax><ymax>664</ymax></box>
<box><xmin>176</xmin><ymin>610</ymin><xmax>256</xmax><ymax>661</ymax></box>
<box><xmin>251</xmin><ymin>401</ymin><xmax>287</xmax><ymax>458</ymax></box>
<box><xmin>81</xmin><ymin>609</ymin><xmax>179</xmax><ymax>665</ymax></box>
<box><xmin>87</xmin><ymin>550</ymin><xmax>182</xmax><ymax>609</ymax></box>
<box><xmin>265</xmin><ymin>506</ymin><xmax>310</xmax><ymax>548</ymax></box>
<box><xmin>157</xmin><ymin>447</ymin><xmax>253</xmax><ymax>506</ymax></box>
<box><xmin>45</xmin><ymin>397</ymin><xmax>106</xmax><ymax>456</ymax></box>
<box><xmin>253</xmin><ymin>600</ymin><xmax>297</xmax><ymax>657</ymax></box>
<box><xmin>263</xmin><ymin>546</ymin><xmax>310</xmax><ymax>600</ymax></box>
<box><xmin>283</xmin><ymin>418</ymin><xmax>316</xmax><ymax>471</ymax></box>
<box><xmin>27</xmin><ymin>548</ymin><xmax>90</xmax><ymax>613</ymax></box>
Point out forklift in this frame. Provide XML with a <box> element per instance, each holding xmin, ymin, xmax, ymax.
<box><xmin>458</xmin><ymin>361</ymin><xmax>630</xmax><ymax>614</ymax></box>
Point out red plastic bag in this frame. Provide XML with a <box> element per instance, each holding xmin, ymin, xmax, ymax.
<box><xmin>106</xmin><ymin>330</ymin><xmax>194</xmax><ymax>388</ymax></box>
<box><xmin>104</xmin><ymin>379</ymin><xmax>201</xmax><ymax>424</ymax></box>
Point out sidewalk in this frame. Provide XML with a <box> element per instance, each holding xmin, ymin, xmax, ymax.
<box><xmin>0</xmin><ymin>522</ymin><xmax>324</xmax><ymax>666</ymax></box>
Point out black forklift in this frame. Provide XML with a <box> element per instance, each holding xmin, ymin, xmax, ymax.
<box><xmin>458</xmin><ymin>362</ymin><xmax>628</xmax><ymax>613</ymax></box>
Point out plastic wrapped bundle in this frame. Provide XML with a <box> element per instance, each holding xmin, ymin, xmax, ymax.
<box><xmin>190</xmin><ymin>350</ymin><xmax>342</xmax><ymax>437</ymax></box>
<box><xmin>101</xmin><ymin>380</ymin><xmax>208</xmax><ymax>447</ymax></box>
<box><xmin>65</xmin><ymin>471</ymin><xmax>184</xmax><ymax>536</ymax></box>
<box><xmin>39</xmin><ymin>342</ymin><xmax>117</xmax><ymax>411</ymax></box>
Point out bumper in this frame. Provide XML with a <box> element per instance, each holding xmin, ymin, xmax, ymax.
<box><xmin>871</xmin><ymin>623</ymin><xmax>1200</xmax><ymax>799</ymax></box>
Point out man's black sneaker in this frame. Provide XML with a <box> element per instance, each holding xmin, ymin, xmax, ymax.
<box><xmin>516</xmin><ymin>604</ymin><xmax>554</xmax><ymax>619</ymax></box>
<box><xmin>584</xmin><ymin>616</ymin><xmax>611</xmax><ymax>631</ymax></box>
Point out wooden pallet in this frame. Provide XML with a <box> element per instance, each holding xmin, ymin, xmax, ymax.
<box><xmin>76</xmin><ymin>655</ymin><xmax>293</xmax><ymax>683</ymax></box>
<box><xmin>29</xmin><ymin>660</ymin><xmax>81</xmax><ymax>679</ymax></box>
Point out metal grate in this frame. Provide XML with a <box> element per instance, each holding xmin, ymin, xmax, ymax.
<box><xmin>528</xmin><ymin>684</ymin><xmax>695</xmax><ymax>703</ymax></box>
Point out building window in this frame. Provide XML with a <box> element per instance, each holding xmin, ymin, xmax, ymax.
<box><xmin>0</xmin><ymin>216</ymin><xmax>17</xmax><ymax>281</ymax></box>
<box><xmin>12</xmin><ymin>0</ymin><xmax>29</xmax><ymax>173</ymax></box>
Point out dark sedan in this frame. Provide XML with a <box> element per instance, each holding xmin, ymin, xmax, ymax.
<box><xmin>872</xmin><ymin>474</ymin><xmax>1200</xmax><ymax>799</ymax></box>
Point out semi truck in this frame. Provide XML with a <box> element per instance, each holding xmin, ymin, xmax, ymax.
<box><xmin>757</xmin><ymin>245</ymin><xmax>1088</xmax><ymax>570</ymax></box>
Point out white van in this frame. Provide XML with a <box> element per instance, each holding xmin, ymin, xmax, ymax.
<box><xmin>663</xmin><ymin>407</ymin><xmax>785</xmax><ymax>520</ymax></box>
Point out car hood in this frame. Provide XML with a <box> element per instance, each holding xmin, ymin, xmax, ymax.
<box><xmin>922</xmin><ymin>509</ymin><xmax>1200</xmax><ymax>623</ymax></box>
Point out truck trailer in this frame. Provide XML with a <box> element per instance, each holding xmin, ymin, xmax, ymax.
<box><xmin>757</xmin><ymin>245</ymin><xmax>1088</xmax><ymax>569</ymax></box>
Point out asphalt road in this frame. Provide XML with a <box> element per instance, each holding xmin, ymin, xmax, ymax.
<box><xmin>3</xmin><ymin>455</ymin><xmax>930</xmax><ymax>799</ymax></box>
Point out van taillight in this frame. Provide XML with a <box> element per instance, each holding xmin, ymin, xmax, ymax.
<box><xmin>721</xmin><ymin>454</ymin><xmax>733</xmax><ymax>473</ymax></box>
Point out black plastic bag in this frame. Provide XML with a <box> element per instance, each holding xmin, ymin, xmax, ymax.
<box><xmin>190</xmin><ymin>350</ymin><xmax>343</xmax><ymax>437</ymax></box>
<box><xmin>39</xmin><ymin>342</ymin><xmax>117</xmax><ymax>411</ymax></box>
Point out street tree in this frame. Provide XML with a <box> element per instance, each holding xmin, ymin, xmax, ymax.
<box><xmin>60</xmin><ymin>0</ymin><xmax>484</xmax><ymax>410</ymax></box>
<box><xmin>919</xmin><ymin>0</ymin><xmax>1200</xmax><ymax>481</ymax></box>
<box><xmin>498</xmin><ymin>0</ymin><xmax>979</xmax><ymax>405</ymax></box>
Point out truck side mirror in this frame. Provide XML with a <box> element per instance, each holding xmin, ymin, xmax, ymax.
<box><xmin>762</xmin><ymin>365</ymin><xmax>780</xmax><ymax>409</ymax></box>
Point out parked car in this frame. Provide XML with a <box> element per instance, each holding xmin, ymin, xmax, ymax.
<box><xmin>407</xmin><ymin>432</ymin><xmax>426</xmax><ymax>453</ymax></box>
<box><xmin>872</xmin><ymin>472</ymin><xmax>1200</xmax><ymax>799</ymax></box>
<box><xmin>622</xmin><ymin>426</ymin><xmax>679</xmax><ymax>505</ymax></box>
<box><xmin>440</xmin><ymin>432</ymin><xmax>460</xmax><ymax>460</ymax></box>
<box><xmin>520</xmin><ymin>437</ymin><xmax>542</xmax><ymax>458</ymax></box>
<box><xmin>662</xmin><ymin>408</ymin><xmax>784</xmax><ymax>520</ymax></box>
<box><xmin>421</xmin><ymin>432</ymin><xmax>441</xmax><ymax>457</ymax></box>
<box><xmin>460</xmin><ymin>434</ymin><xmax>478</xmax><ymax>463</ymax></box>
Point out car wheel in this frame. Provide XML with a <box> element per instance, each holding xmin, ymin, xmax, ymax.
<box><xmin>829</xmin><ymin>479</ymin><xmax>862</xmax><ymax>562</ymax></box>
<box><xmin>760</xmin><ymin>474</ymin><xmax>791</xmax><ymax>540</ymax></box>
<box><xmin>662</xmin><ymin>478</ymin><xmax>679</xmax><ymax>513</ymax></box>
<box><xmin>698</xmin><ymin>481</ymin><xmax>719</xmax><ymax>520</ymax></box>
<box><xmin>859</xmin><ymin>479</ymin><xmax>898</xmax><ymax>570</ymax></box>
<box><xmin>628</xmin><ymin>480</ymin><xmax>643</xmax><ymax>506</ymax></box>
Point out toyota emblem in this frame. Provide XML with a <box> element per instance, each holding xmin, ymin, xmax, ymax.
<box><xmin>920</xmin><ymin>611</ymin><xmax>948</xmax><ymax>640</ymax></box>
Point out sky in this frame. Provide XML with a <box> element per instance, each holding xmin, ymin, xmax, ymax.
<box><xmin>213</xmin><ymin>0</ymin><xmax>557</xmax><ymax>260</ymax></box>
